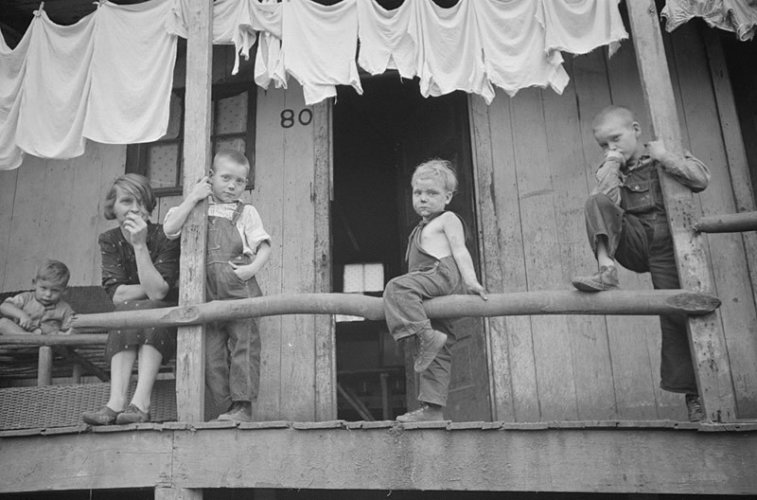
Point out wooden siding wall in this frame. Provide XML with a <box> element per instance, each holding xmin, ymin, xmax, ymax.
<box><xmin>473</xmin><ymin>23</ymin><xmax>757</xmax><ymax>421</ymax></box>
<box><xmin>0</xmin><ymin>144</ymin><xmax>125</xmax><ymax>291</ymax></box>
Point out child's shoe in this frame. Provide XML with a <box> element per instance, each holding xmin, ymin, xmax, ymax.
<box><xmin>571</xmin><ymin>265</ymin><xmax>619</xmax><ymax>292</ymax></box>
<box><xmin>82</xmin><ymin>405</ymin><xmax>121</xmax><ymax>426</ymax></box>
<box><xmin>217</xmin><ymin>401</ymin><xmax>252</xmax><ymax>423</ymax></box>
<box><xmin>116</xmin><ymin>404</ymin><xmax>150</xmax><ymax>424</ymax></box>
<box><xmin>414</xmin><ymin>329</ymin><xmax>447</xmax><ymax>373</ymax></box>
<box><xmin>396</xmin><ymin>403</ymin><xmax>445</xmax><ymax>423</ymax></box>
<box><xmin>685</xmin><ymin>393</ymin><xmax>704</xmax><ymax>422</ymax></box>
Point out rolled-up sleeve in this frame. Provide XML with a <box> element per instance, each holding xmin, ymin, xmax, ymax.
<box><xmin>658</xmin><ymin>151</ymin><xmax>711</xmax><ymax>193</ymax></box>
<box><xmin>99</xmin><ymin>232</ymin><xmax>127</xmax><ymax>300</ymax></box>
<box><xmin>591</xmin><ymin>157</ymin><xmax>624</xmax><ymax>205</ymax></box>
<box><xmin>241</xmin><ymin>205</ymin><xmax>271</xmax><ymax>254</ymax></box>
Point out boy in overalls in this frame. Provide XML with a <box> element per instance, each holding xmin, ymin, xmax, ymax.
<box><xmin>571</xmin><ymin>105</ymin><xmax>710</xmax><ymax>422</ymax></box>
<box><xmin>164</xmin><ymin>149</ymin><xmax>271</xmax><ymax>422</ymax></box>
<box><xmin>383</xmin><ymin>159</ymin><xmax>487</xmax><ymax>422</ymax></box>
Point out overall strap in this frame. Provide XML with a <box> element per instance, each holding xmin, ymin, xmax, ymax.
<box><xmin>230</xmin><ymin>201</ymin><xmax>245</xmax><ymax>225</ymax></box>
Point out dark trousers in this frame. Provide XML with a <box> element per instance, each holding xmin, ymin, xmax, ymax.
<box><xmin>585</xmin><ymin>193</ymin><xmax>697</xmax><ymax>394</ymax></box>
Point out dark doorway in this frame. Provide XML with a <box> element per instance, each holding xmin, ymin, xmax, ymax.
<box><xmin>332</xmin><ymin>76</ymin><xmax>490</xmax><ymax>422</ymax></box>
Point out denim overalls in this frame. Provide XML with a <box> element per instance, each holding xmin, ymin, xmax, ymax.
<box><xmin>384</xmin><ymin>211</ymin><xmax>469</xmax><ymax>407</ymax></box>
<box><xmin>584</xmin><ymin>159</ymin><xmax>695</xmax><ymax>394</ymax></box>
<box><xmin>205</xmin><ymin>202</ymin><xmax>263</xmax><ymax>413</ymax></box>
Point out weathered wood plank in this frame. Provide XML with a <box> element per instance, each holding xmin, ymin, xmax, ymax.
<box><xmin>250</xmin><ymin>87</ymin><xmax>285</xmax><ymax>421</ymax></box>
<box><xmin>0</xmin><ymin>169</ymin><xmax>18</xmax><ymax>290</ymax></box>
<box><xmin>280</xmin><ymin>82</ymin><xmax>318</xmax><ymax>421</ymax></box>
<box><xmin>175</xmin><ymin>0</ymin><xmax>212</xmax><ymax>426</ymax></box>
<box><xmin>511</xmin><ymin>88</ymin><xmax>579</xmax><ymax>420</ymax></box>
<box><xmin>36</xmin><ymin>346</ymin><xmax>52</xmax><ymax>386</ymax></box>
<box><xmin>673</xmin><ymin>25</ymin><xmax>757</xmax><ymax>418</ymax></box>
<box><xmin>626</xmin><ymin>0</ymin><xmax>737</xmax><ymax>422</ymax></box>
<box><xmin>467</xmin><ymin>93</ymin><xmax>515</xmax><ymax>421</ymax></box>
<box><xmin>545</xmin><ymin>58</ymin><xmax>617</xmax><ymax>420</ymax></box>
<box><xmin>313</xmin><ymin>100</ymin><xmax>335</xmax><ymax>421</ymax></box>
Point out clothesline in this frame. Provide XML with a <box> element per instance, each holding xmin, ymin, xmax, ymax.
<box><xmin>1</xmin><ymin>0</ymin><xmax>632</xmax><ymax>170</ymax></box>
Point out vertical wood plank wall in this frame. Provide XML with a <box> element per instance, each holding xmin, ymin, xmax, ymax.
<box><xmin>473</xmin><ymin>23</ymin><xmax>757</xmax><ymax>421</ymax></box>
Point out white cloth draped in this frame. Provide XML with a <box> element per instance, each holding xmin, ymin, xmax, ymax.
<box><xmin>0</xmin><ymin>0</ymin><xmax>629</xmax><ymax>169</ymax></box>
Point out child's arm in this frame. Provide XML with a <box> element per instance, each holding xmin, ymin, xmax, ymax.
<box><xmin>590</xmin><ymin>150</ymin><xmax>624</xmax><ymax>203</ymax></box>
<box><xmin>442</xmin><ymin>213</ymin><xmax>487</xmax><ymax>300</ymax></box>
<box><xmin>0</xmin><ymin>300</ymin><xmax>34</xmax><ymax>330</ymax></box>
<box><xmin>230</xmin><ymin>241</ymin><xmax>271</xmax><ymax>282</ymax></box>
<box><xmin>646</xmin><ymin>140</ymin><xmax>710</xmax><ymax>192</ymax></box>
<box><xmin>163</xmin><ymin>176</ymin><xmax>212</xmax><ymax>238</ymax></box>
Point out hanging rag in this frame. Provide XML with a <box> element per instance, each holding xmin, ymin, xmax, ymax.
<box><xmin>539</xmin><ymin>0</ymin><xmax>628</xmax><ymax>57</ymax></box>
<box><xmin>356</xmin><ymin>0</ymin><xmax>417</xmax><ymax>78</ymax></box>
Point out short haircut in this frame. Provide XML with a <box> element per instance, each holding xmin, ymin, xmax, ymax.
<box><xmin>592</xmin><ymin>105</ymin><xmax>636</xmax><ymax>130</ymax></box>
<box><xmin>35</xmin><ymin>259</ymin><xmax>70</xmax><ymax>286</ymax></box>
<box><xmin>412</xmin><ymin>158</ymin><xmax>458</xmax><ymax>194</ymax></box>
<box><xmin>213</xmin><ymin>149</ymin><xmax>250</xmax><ymax>172</ymax></box>
<box><xmin>103</xmin><ymin>173</ymin><xmax>156</xmax><ymax>220</ymax></box>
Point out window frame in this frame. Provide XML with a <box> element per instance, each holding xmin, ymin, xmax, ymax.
<box><xmin>126</xmin><ymin>82</ymin><xmax>257</xmax><ymax>197</ymax></box>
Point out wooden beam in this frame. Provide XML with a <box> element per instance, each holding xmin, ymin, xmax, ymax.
<box><xmin>695</xmin><ymin>211</ymin><xmax>757</xmax><ymax>233</ymax></box>
<box><xmin>0</xmin><ymin>333</ymin><xmax>107</xmax><ymax>345</ymax></box>
<box><xmin>625</xmin><ymin>0</ymin><xmax>737</xmax><ymax>422</ymax></box>
<box><xmin>70</xmin><ymin>290</ymin><xmax>721</xmax><ymax>331</ymax></box>
<box><xmin>36</xmin><ymin>346</ymin><xmax>52</xmax><ymax>386</ymax></box>
<box><xmin>176</xmin><ymin>0</ymin><xmax>212</xmax><ymax>429</ymax></box>
<box><xmin>3</xmin><ymin>426</ymin><xmax>757</xmax><ymax>495</ymax></box>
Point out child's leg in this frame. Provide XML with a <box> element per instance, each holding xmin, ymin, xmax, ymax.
<box><xmin>0</xmin><ymin>317</ymin><xmax>31</xmax><ymax>335</ymax></box>
<box><xmin>226</xmin><ymin>317</ymin><xmax>261</xmax><ymax>404</ymax></box>
<box><xmin>384</xmin><ymin>273</ymin><xmax>448</xmax><ymax>372</ymax></box>
<box><xmin>205</xmin><ymin>322</ymin><xmax>231</xmax><ymax>415</ymax></box>
<box><xmin>417</xmin><ymin>336</ymin><xmax>454</xmax><ymax>408</ymax></box>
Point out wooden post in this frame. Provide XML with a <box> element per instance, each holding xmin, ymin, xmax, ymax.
<box><xmin>625</xmin><ymin>0</ymin><xmax>737</xmax><ymax>422</ymax></box>
<box><xmin>175</xmin><ymin>0</ymin><xmax>212</xmax><ymax>431</ymax></box>
<box><xmin>37</xmin><ymin>346</ymin><xmax>52</xmax><ymax>386</ymax></box>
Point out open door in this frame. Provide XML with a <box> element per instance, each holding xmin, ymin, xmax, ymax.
<box><xmin>333</xmin><ymin>76</ymin><xmax>490</xmax><ymax>421</ymax></box>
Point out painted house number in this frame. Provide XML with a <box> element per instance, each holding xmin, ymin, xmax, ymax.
<box><xmin>280</xmin><ymin>108</ymin><xmax>313</xmax><ymax>128</ymax></box>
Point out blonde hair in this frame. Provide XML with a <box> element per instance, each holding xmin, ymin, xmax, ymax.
<box><xmin>213</xmin><ymin>149</ymin><xmax>250</xmax><ymax>172</ymax></box>
<box><xmin>103</xmin><ymin>174</ymin><xmax>156</xmax><ymax>220</ymax></box>
<box><xmin>411</xmin><ymin>158</ymin><xmax>458</xmax><ymax>194</ymax></box>
<box><xmin>592</xmin><ymin>105</ymin><xmax>636</xmax><ymax>130</ymax></box>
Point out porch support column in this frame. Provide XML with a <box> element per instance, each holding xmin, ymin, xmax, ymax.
<box><xmin>625</xmin><ymin>0</ymin><xmax>737</xmax><ymax>421</ymax></box>
<box><xmin>176</xmin><ymin>0</ymin><xmax>212</xmax><ymax>434</ymax></box>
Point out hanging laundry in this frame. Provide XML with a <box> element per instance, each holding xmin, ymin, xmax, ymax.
<box><xmin>16</xmin><ymin>10</ymin><xmax>94</xmax><ymax>159</ymax></box>
<box><xmin>473</xmin><ymin>0</ymin><xmax>569</xmax><ymax>97</ymax></box>
<box><xmin>282</xmin><ymin>0</ymin><xmax>363</xmax><ymax>105</ymax></box>
<box><xmin>410</xmin><ymin>0</ymin><xmax>494</xmax><ymax>103</ymax></box>
<box><xmin>249</xmin><ymin>0</ymin><xmax>286</xmax><ymax>90</ymax></box>
<box><xmin>539</xmin><ymin>0</ymin><xmax>628</xmax><ymax>57</ymax></box>
<box><xmin>663</xmin><ymin>0</ymin><xmax>757</xmax><ymax>41</ymax></box>
<box><xmin>84</xmin><ymin>0</ymin><xmax>177</xmax><ymax>144</ymax></box>
<box><xmin>167</xmin><ymin>0</ymin><xmax>254</xmax><ymax>74</ymax></box>
<box><xmin>356</xmin><ymin>0</ymin><xmax>417</xmax><ymax>79</ymax></box>
<box><xmin>0</xmin><ymin>27</ymin><xmax>29</xmax><ymax>170</ymax></box>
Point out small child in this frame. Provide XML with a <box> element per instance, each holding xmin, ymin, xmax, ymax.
<box><xmin>0</xmin><ymin>259</ymin><xmax>74</xmax><ymax>335</ymax></box>
<box><xmin>383</xmin><ymin>159</ymin><xmax>487</xmax><ymax>423</ymax></box>
<box><xmin>571</xmin><ymin>105</ymin><xmax>710</xmax><ymax>422</ymax></box>
<box><xmin>164</xmin><ymin>149</ymin><xmax>271</xmax><ymax>422</ymax></box>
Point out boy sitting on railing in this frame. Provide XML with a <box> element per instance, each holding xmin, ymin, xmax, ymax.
<box><xmin>384</xmin><ymin>159</ymin><xmax>487</xmax><ymax>422</ymax></box>
<box><xmin>164</xmin><ymin>149</ymin><xmax>271</xmax><ymax>423</ymax></box>
<box><xmin>0</xmin><ymin>259</ymin><xmax>74</xmax><ymax>335</ymax></box>
<box><xmin>571</xmin><ymin>105</ymin><xmax>711</xmax><ymax>422</ymax></box>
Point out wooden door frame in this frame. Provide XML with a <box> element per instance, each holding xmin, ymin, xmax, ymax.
<box><xmin>313</xmin><ymin>100</ymin><xmax>336</xmax><ymax>420</ymax></box>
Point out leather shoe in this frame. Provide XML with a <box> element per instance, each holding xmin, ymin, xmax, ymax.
<box><xmin>82</xmin><ymin>406</ymin><xmax>121</xmax><ymax>426</ymax></box>
<box><xmin>116</xmin><ymin>404</ymin><xmax>150</xmax><ymax>424</ymax></box>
